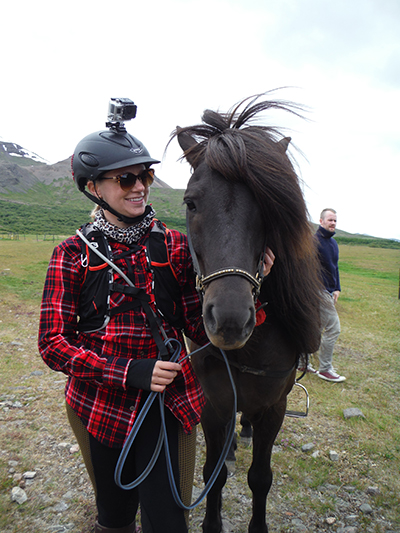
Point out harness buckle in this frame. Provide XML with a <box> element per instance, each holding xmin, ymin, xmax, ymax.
<box><xmin>196</xmin><ymin>275</ymin><xmax>205</xmax><ymax>294</ymax></box>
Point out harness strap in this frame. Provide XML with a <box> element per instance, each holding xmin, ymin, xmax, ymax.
<box><xmin>205</xmin><ymin>350</ymin><xmax>296</xmax><ymax>379</ymax></box>
<box><xmin>76</xmin><ymin>228</ymin><xmax>171</xmax><ymax>360</ymax></box>
<box><xmin>109</xmin><ymin>299</ymin><xmax>142</xmax><ymax>316</ymax></box>
<box><xmin>186</xmin><ymin>211</ymin><xmax>202</xmax><ymax>279</ymax></box>
<box><xmin>142</xmin><ymin>299</ymin><xmax>171</xmax><ymax>360</ymax></box>
<box><xmin>111</xmin><ymin>283</ymin><xmax>151</xmax><ymax>299</ymax></box>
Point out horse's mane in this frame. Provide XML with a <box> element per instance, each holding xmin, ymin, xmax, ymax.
<box><xmin>173</xmin><ymin>94</ymin><xmax>323</xmax><ymax>353</ymax></box>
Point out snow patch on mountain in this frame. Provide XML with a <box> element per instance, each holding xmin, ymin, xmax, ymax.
<box><xmin>0</xmin><ymin>136</ymin><xmax>49</xmax><ymax>164</ymax></box>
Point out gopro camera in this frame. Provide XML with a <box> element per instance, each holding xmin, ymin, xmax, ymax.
<box><xmin>106</xmin><ymin>98</ymin><xmax>137</xmax><ymax>132</ymax></box>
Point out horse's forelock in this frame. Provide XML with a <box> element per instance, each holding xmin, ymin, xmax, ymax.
<box><xmin>179</xmin><ymin>96</ymin><xmax>314</xmax><ymax>260</ymax></box>
<box><xmin>205</xmin><ymin>131</ymin><xmax>249</xmax><ymax>180</ymax></box>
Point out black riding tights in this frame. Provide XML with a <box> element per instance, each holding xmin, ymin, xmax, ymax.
<box><xmin>88</xmin><ymin>396</ymin><xmax>188</xmax><ymax>532</ymax></box>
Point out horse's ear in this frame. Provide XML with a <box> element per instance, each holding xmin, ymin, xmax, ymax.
<box><xmin>277</xmin><ymin>136</ymin><xmax>291</xmax><ymax>153</ymax></box>
<box><xmin>177</xmin><ymin>127</ymin><xmax>200</xmax><ymax>168</ymax></box>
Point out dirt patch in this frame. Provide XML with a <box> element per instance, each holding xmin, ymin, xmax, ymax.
<box><xmin>0</xmin><ymin>310</ymin><xmax>398</xmax><ymax>532</ymax></box>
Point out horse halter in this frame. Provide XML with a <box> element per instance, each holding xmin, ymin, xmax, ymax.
<box><xmin>186</xmin><ymin>212</ymin><xmax>264</xmax><ymax>302</ymax></box>
<box><xmin>196</xmin><ymin>267</ymin><xmax>263</xmax><ymax>297</ymax></box>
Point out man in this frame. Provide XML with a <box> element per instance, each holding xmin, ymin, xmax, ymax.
<box><xmin>314</xmin><ymin>208</ymin><xmax>346</xmax><ymax>382</ymax></box>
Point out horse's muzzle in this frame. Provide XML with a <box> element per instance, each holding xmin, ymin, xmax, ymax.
<box><xmin>203</xmin><ymin>300</ymin><xmax>256</xmax><ymax>350</ymax></box>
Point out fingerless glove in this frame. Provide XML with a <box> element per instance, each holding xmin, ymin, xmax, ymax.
<box><xmin>126</xmin><ymin>359</ymin><xmax>157</xmax><ymax>391</ymax></box>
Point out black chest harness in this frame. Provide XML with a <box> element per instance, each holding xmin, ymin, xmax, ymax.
<box><xmin>76</xmin><ymin>220</ymin><xmax>184</xmax><ymax>359</ymax></box>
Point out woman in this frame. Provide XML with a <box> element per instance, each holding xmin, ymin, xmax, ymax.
<box><xmin>38</xmin><ymin>127</ymin><xmax>208</xmax><ymax>533</ymax></box>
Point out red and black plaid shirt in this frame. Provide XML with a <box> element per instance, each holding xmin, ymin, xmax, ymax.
<box><xmin>38</xmin><ymin>223</ymin><xmax>207</xmax><ymax>448</ymax></box>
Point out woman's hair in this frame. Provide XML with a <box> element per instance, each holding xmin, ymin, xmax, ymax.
<box><xmin>87</xmin><ymin>179</ymin><xmax>101</xmax><ymax>220</ymax></box>
<box><xmin>91</xmin><ymin>204</ymin><xmax>101</xmax><ymax>220</ymax></box>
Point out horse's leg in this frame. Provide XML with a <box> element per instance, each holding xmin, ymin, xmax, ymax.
<box><xmin>247</xmin><ymin>402</ymin><xmax>287</xmax><ymax>533</ymax></box>
<box><xmin>201</xmin><ymin>402</ymin><xmax>229</xmax><ymax>533</ymax></box>
<box><xmin>240</xmin><ymin>413</ymin><xmax>253</xmax><ymax>440</ymax></box>
<box><xmin>225</xmin><ymin>426</ymin><xmax>237</xmax><ymax>462</ymax></box>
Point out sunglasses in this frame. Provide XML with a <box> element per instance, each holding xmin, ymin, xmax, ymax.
<box><xmin>101</xmin><ymin>168</ymin><xmax>155</xmax><ymax>191</ymax></box>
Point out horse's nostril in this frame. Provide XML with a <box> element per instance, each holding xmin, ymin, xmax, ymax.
<box><xmin>244</xmin><ymin>307</ymin><xmax>255</xmax><ymax>331</ymax></box>
<box><xmin>204</xmin><ymin>304</ymin><xmax>216</xmax><ymax>331</ymax></box>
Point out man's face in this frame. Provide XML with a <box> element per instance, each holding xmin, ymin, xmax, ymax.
<box><xmin>320</xmin><ymin>211</ymin><xmax>337</xmax><ymax>233</ymax></box>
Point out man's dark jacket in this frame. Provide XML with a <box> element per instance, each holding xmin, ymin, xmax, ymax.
<box><xmin>315</xmin><ymin>226</ymin><xmax>341</xmax><ymax>293</ymax></box>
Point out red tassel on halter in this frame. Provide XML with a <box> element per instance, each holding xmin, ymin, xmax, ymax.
<box><xmin>255</xmin><ymin>300</ymin><xmax>266</xmax><ymax>327</ymax></box>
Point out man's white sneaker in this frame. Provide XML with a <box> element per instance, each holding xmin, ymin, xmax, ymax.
<box><xmin>317</xmin><ymin>369</ymin><xmax>346</xmax><ymax>382</ymax></box>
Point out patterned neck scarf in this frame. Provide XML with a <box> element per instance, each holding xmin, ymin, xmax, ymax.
<box><xmin>92</xmin><ymin>207</ymin><xmax>156</xmax><ymax>244</ymax></box>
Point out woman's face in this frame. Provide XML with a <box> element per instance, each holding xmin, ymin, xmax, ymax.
<box><xmin>88</xmin><ymin>164</ymin><xmax>150</xmax><ymax>228</ymax></box>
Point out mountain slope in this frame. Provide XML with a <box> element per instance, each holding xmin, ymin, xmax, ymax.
<box><xmin>0</xmin><ymin>139</ymin><xmax>398</xmax><ymax>247</ymax></box>
<box><xmin>0</xmin><ymin>161</ymin><xmax>40</xmax><ymax>193</ymax></box>
<box><xmin>0</xmin><ymin>139</ymin><xmax>182</xmax><ymax>234</ymax></box>
<box><xmin>0</xmin><ymin>139</ymin><xmax>48</xmax><ymax>165</ymax></box>
<box><xmin>0</xmin><ymin>141</ymin><xmax>171</xmax><ymax>193</ymax></box>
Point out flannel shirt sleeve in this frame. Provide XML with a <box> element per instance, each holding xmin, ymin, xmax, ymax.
<box><xmin>38</xmin><ymin>239</ymin><xmax>130</xmax><ymax>389</ymax></box>
<box><xmin>166</xmin><ymin>230</ymin><xmax>208</xmax><ymax>346</ymax></box>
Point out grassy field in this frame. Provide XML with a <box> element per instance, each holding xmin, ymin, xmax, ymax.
<box><xmin>0</xmin><ymin>238</ymin><xmax>399</xmax><ymax>532</ymax></box>
<box><xmin>266</xmin><ymin>245</ymin><xmax>400</xmax><ymax>526</ymax></box>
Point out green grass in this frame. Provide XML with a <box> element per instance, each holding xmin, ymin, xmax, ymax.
<box><xmin>0</xmin><ymin>242</ymin><xmax>399</xmax><ymax>531</ymax></box>
<box><xmin>0</xmin><ymin>238</ymin><xmax>60</xmax><ymax>304</ymax></box>
<box><xmin>337</xmin><ymin>245</ymin><xmax>400</xmax><ymax>353</ymax></box>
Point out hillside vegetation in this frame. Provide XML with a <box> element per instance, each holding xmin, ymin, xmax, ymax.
<box><xmin>0</xmin><ymin>178</ymin><xmax>399</xmax><ymax>248</ymax></box>
<box><xmin>1</xmin><ymin>139</ymin><xmax>398</xmax><ymax>247</ymax></box>
<box><xmin>0</xmin><ymin>178</ymin><xmax>187</xmax><ymax>235</ymax></box>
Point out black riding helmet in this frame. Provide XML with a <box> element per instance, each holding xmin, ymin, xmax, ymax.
<box><xmin>72</xmin><ymin>129</ymin><xmax>160</xmax><ymax>224</ymax></box>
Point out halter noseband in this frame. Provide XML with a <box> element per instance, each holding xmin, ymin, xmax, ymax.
<box><xmin>196</xmin><ymin>267</ymin><xmax>263</xmax><ymax>297</ymax></box>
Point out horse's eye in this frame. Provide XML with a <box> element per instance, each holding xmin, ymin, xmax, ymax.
<box><xmin>185</xmin><ymin>200</ymin><xmax>196</xmax><ymax>212</ymax></box>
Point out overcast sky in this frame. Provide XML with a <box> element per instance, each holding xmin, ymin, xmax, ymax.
<box><xmin>1</xmin><ymin>0</ymin><xmax>400</xmax><ymax>240</ymax></box>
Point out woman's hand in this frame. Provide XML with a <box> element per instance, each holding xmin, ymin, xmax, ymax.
<box><xmin>150</xmin><ymin>360</ymin><xmax>182</xmax><ymax>392</ymax></box>
<box><xmin>263</xmin><ymin>247</ymin><xmax>275</xmax><ymax>277</ymax></box>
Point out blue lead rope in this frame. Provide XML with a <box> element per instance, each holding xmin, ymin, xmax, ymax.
<box><xmin>162</xmin><ymin>346</ymin><xmax>237</xmax><ymax>510</ymax></box>
<box><xmin>114</xmin><ymin>338</ymin><xmax>237</xmax><ymax>510</ymax></box>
